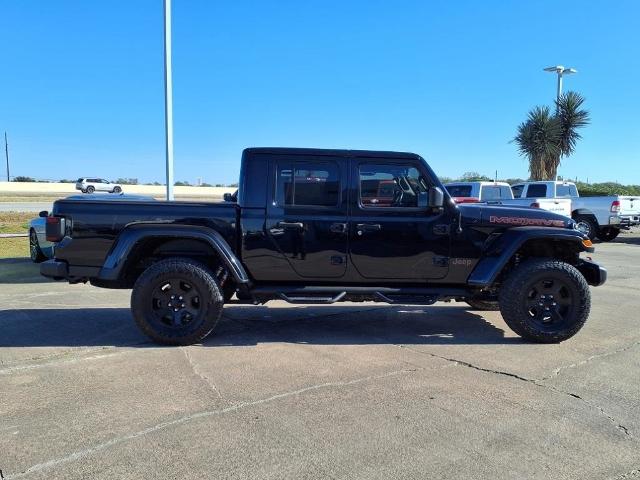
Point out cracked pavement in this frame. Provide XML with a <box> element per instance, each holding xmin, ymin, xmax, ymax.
<box><xmin>1</xmin><ymin>233</ymin><xmax>639</xmax><ymax>479</ymax></box>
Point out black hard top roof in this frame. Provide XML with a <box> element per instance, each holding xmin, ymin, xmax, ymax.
<box><xmin>243</xmin><ymin>147</ymin><xmax>422</xmax><ymax>160</ymax></box>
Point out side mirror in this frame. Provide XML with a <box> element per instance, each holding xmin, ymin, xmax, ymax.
<box><xmin>39</xmin><ymin>210</ymin><xmax>49</xmax><ymax>218</ymax></box>
<box><xmin>223</xmin><ymin>193</ymin><xmax>233</xmax><ymax>202</ymax></box>
<box><xmin>428</xmin><ymin>186</ymin><xmax>444</xmax><ymax>208</ymax></box>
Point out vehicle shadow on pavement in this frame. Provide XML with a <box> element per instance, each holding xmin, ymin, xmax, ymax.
<box><xmin>1</xmin><ymin>305</ymin><xmax>519</xmax><ymax>348</ymax></box>
<box><xmin>0</xmin><ymin>258</ymin><xmax>53</xmax><ymax>284</ymax></box>
<box><xmin>612</xmin><ymin>235</ymin><xmax>640</xmax><ymax>246</ymax></box>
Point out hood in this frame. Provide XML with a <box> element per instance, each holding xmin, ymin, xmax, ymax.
<box><xmin>458</xmin><ymin>203</ymin><xmax>575</xmax><ymax>230</ymax></box>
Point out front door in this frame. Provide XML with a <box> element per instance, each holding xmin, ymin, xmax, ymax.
<box><xmin>349</xmin><ymin>160</ymin><xmax>450</xmax><ymax>280</ymax></box>
<box><xmin>265</xmin><ymin>155</ymin><xmax>349</xmax><ymax>279</ymax></box>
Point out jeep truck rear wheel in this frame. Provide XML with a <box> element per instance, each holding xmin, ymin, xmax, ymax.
<box><xmin>498</xmin><ymin>258</ymin><xmax>590</xmax><ymax>343</ymax></box>
<box><xmin>131</xmin><ymin>258</ymin><xmax>223</xmax><ymax>345</ymax></box>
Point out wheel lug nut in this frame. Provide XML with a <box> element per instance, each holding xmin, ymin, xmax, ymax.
<box><xmin>168</xmin><ymin>302</ymin><xmax>172</xmax><ymax>307</ymax></box>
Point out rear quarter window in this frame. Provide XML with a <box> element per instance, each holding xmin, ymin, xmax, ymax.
<box><xmin>525</xmin><ymin>184</ymin><xmax>548</xmax><ymax>198</ymax></box>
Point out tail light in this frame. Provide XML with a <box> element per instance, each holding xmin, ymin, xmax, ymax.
<box><xmin>610</xmin><ymin>200</ymin><xmax>620</xmax><ymax>213</ymax></box>
<box><xmin>530</xmin><ymin>202</ymin><xmax>540</xmax><ymax>208</ymax></box>
<box><xmin>46</xmin><ymin>216</ymin><xmax>66</xmax><ymax>242</ymax></box>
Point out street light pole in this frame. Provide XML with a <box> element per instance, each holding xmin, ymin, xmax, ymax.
<box><xmin>4</xmin><ymin>132</ymin><xmax>9</xmax><ymax>182</ymax></box>
<box><xmin>543</xmin><ymin>65</ymin><xmax>577</xmax><ymax>103</ymax></box>
<box><xmin>163</xmin><ymin>0</ymin><xmax>175</xmax><ymax>201</ymax></box>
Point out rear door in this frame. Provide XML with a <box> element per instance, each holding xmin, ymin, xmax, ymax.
<box><xmin>349</xmin><ymin>159</ymin><xmax>450</xmax><ymax>280</ymax></box>
<box><xmin>265</xmin><ymin>154</ymin><xmax>349</xmax><ymax>279</ymax></box>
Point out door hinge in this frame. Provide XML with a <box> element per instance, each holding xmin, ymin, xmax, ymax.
<box><xmin>433</xmin><ymin>256</ymin><xmax>449</xmax><ymax>267</ymax></box>
<box><xmin>433</xmin><ymin>224</ymin><xmax>450</xmax><ymax>235</ymax></box>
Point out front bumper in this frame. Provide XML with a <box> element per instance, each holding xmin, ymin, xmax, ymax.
<box><xmin>40</xmin><ymin>259</ymin><xmax>68</xmax><ymax>279</ymax></box>
<box><xmin>577</xmin><ymin>259</ymin><xmax>607</xmax><ymax>287</ymax></box>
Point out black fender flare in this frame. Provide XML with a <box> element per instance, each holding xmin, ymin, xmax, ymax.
<box><xmin>98</xmin><ymin>224</ymin><xmax>250</xmax><ymax>284</ymax></box>
<box><xmin>467</xmin><ymin>227</ymin><xmax>592</xmax><ymax>287</ymax></box>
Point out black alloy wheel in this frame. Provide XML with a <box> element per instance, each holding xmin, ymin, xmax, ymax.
<box><xmin>499</xmin><ymin>258</ymin><xmax>590</xmax><ymax>343</ymax></box>
<box><xmin>131</xmin><ymin>258</ymin><xmax>223</xmax><ymax>345</ymax></box>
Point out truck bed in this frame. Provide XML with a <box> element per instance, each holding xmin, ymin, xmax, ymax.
<box><xmin>52</xmin><ymin>198</ymin><xmax>238</xmax><ymax>267</ymax></box>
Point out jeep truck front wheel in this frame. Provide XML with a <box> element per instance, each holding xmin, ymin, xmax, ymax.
<box><xmin>498</xmin><ymin>258</ymin><xmax>590</xmax><ymax>343</ymax></box>
<box><xmin>131</xmin><ymin>258</ymin><xmax>223</xmax><ymax>345</ymax></box>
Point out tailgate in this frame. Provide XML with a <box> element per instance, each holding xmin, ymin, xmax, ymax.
<box><xmin>619</xmin><ymin>197</ymin><xmax>640</xmax><ymax>216</ymax></box>
<box><xmin>537</xmin><ymin>198</ymin><xmax>572</xmax><ymax>217</ymax></box>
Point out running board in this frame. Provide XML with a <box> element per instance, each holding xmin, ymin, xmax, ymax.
<box><xmin>249</xmin><ymin>286</ymin><xmax>470</xmax><ymax>305</ymax></box>
<box><xmin>278</xmin><ymin>292</ymin><xmax>346</xmax><ymax>304</ymax></box>
<box><xmin>374</xmin><ymin>292</ymin><xmax>438</xmax><ymax>305</ymax></box>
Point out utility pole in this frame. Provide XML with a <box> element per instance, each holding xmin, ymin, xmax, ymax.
<box><xmin>163</xmin><ymin>0</ymin><xmax>175</xmax><ymax>201</ymax></box>
<box><xmin>4</xmin><ymin>132</ymin><xmax>9</xmax><ymax>182</ymax></box>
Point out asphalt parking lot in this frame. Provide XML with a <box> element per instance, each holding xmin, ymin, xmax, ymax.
<box><xmin>1</xmin><ymin>233</ymin><xmax>639</xmax><ymax>479</ymax></box>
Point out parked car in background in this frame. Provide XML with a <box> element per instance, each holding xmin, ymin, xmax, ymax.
<box><xmin>29</xmin><ymin>213</ymin><xmax>54</xmax><ymax>263</ymax></box>
<box><xmin>444</xmin><ymin>181</ymin><xmax>572</xmax><ymax>217</ymax></box>
<box><xmin>75</xmin><ymin>178</ymin><xmax>122</xmax><ymax>194</ymax></box>
<box><xmin>444</xmin><ymin>181</ymin><xmax>512</xmax><ymax>204</ymax></box>
<box><xmin>29</xmin><ymin>194</ymin><xmax>156</xmax><ymax>263</ymax></box>
<box><xmin>511</xmin><ymin>181</ymin><xmax>640</xmax><ymax>241</ymax></box>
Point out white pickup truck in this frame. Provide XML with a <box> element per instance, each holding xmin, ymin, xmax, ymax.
<box><xmin>511</xmin><ymin>181</ymin><xmax>640</xmax><ymax>241</ymax></box>
<box><xmin>444</xmin><ymin>181</ymin><xmax>572</xmax><ymax>217</ymax></box>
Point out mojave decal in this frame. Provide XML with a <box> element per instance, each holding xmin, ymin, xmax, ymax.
<box><xmin>489</xmin><ymin>215</ymin><xmax>565</xmax><ymax>228</ymax></box>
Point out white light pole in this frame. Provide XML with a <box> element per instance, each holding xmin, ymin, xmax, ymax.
<box><xmin>543</xmin><ymin>65</ymin><xmax>577</xmax><ymax>102</ymax></box>
<box><xmin>163</xmin><ymin>0</ymin><xmax>175</xmax><ymax>201</ymax></box>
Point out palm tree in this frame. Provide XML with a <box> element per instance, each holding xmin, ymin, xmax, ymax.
<box><xmin>514</xmin><ymin>106</ymin><xmax>561</xmax><ymax>180</ymax></box>
<box><xmin>551</xmin><ymin>91</ymin><xmax>590</xmax><ymax>176</ymax></box>
<box><xmin>514</xmin><ymin>91</ymin><xmax>590</xmax><ymax>180</ymax></box>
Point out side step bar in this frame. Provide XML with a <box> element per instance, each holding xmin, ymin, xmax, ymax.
<box><xmin>250</xmin><ymin>285</ymin><xmax>470</xmax><ymax>305</ymax></box>
<box><xmin>278</xmin><ymin>292</ymin><xmax>347</xmax><ymax>305</ymax></box>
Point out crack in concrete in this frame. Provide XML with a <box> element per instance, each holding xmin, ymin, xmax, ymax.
<box><xmin>180</xmin><ymin>347</ymin><xmax>224</xmax><ymax>401</ymax></box>
<box><xmin>540</xmin><ymin>341</ymin><xmax>640</xmax><ymax>381</ymax></box>
<box><xmin>5</xmin><ymin>365</ymin><xmax>429</xmax><ymax>479</ymax></box>
<box><xmin>397</xmin><ymin>344</ymin><xmax>634</xmax><ymax>439</ymax></box>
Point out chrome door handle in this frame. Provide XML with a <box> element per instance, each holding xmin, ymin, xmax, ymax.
<box><xmin>277</xmin><ymin>221</ymin><xmax>304</xmax><ymax>230</ymax></box>
<box><xmin>356</xmin><ymin>223</ymin><xmax>381</xmax><ymax>235</ymax></box>
<box><xmin>356</xmin><ymin>223</ymin><xmax>381</xmax><ymax>231</ymax></box>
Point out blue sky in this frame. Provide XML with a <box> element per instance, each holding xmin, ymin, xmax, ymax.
<box><xmin>1</xmin><ymin>0</ymin><xmax>638</xmax><ymax>185</ymax></box>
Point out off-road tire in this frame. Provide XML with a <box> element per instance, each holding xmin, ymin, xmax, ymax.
<box><xmin>131</xmin><ymin>258</ymin><xmax>223</xmax><ymax>345</ymax></box>
<box><xmin>86</xmin><ymin>185</ymin><xmax>95</xmax><ymax>194</ymax></box>
<box><xmin>465</xmin><ymin>298</ymin><xmax>500</xmax><ymax>311</ymax></box>
<box><xmin>29</xmin><ymin>229</ymin><xmax>46</xmax><ymax>263</ymax></box>
<box><xmin>498</xmin><ymin>258</ymin><xmax>590</xmax><ymax>343</ymax></box>
<box><xmin>574</xmin><ymin>215</ymin><xmax>598</xmax><ymax>241</ymax></box>
<box><xmin>597</xmin><ymin>227</ymin><xmax>620</xmax><ymax>242</ymax></box>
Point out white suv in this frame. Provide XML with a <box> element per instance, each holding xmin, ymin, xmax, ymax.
<box><xmin>75</xmin><ymin>178</ymin><xmax>122</xmax><ymax>194</ymax></box>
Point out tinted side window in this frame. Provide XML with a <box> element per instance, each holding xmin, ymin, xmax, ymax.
<box><xmin>359</xmin><ymin>164</ymin><xmax>428</xmax><ymax>208</ymax></box>
<box><xmin>276</xmin><ymin>162</ymin><xmax>339</xmax><ymax>207</ymax></box>
<box><xmin>511</xmin><ymin>185</ymin><xmax>524</xmax><ymax>198</ymax></box>
<box><xmin>525</xmin><ymin>184</ymin><xmax>547</xmax><ymax>198</ymax></box>
<box><xmin>445</xmin><ymin>185</ymin><xmax>473</xmax><ymax>197</ymax></box>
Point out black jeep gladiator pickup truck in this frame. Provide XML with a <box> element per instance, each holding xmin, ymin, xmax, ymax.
<box><xmin>42</xmin><ymin>147</ymin><xmax>606</xmax><ymax>345</ymax></box>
